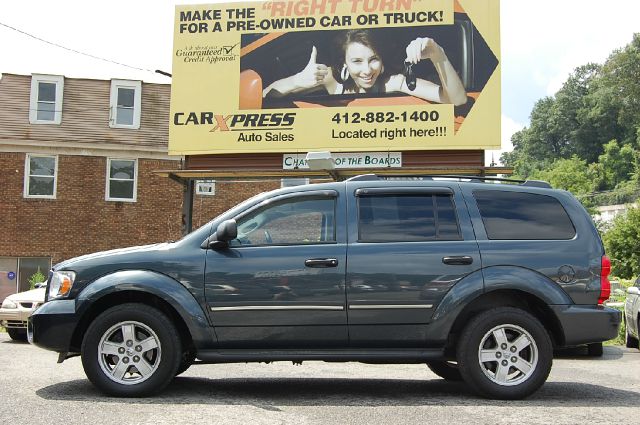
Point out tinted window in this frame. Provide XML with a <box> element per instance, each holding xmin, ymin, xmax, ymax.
<box><xmin>358</xmin><ymin>194</ymin><xmax>460</xmax><ymax>242</ymax></box>
<box><xmin>474</xmin><ymin>190</ymin><xmax>575</xmax><ymax>240</ymax></box>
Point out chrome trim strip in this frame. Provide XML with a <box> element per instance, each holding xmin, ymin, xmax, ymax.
<box><xmin>211</xmin><ymin>305</ymin><xmax>344</xmax><ymax>312</ymax></box>
<box><xmin>348</xmin><ymin>304</ymin><xmax>433</xmax><ymax>310</ymax></box>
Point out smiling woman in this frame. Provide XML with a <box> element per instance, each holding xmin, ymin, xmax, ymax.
<box><xmin>261</xmin><ymin>28</ymin><xmax>467</xmax><ymax>106</ymax></box>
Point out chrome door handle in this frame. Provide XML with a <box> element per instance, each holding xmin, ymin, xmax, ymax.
<box><xmin>305</xmin><ymin>258</ymin><xmax>338</xmax><ymax>268</ymax></box>
<box><xmin>442</xmin><ymin>256</ymin><xmax>473</xmax><ymax>265</ymax></box>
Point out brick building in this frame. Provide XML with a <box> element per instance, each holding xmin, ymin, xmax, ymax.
<box><xmin>0</xmin><ymin>73</ymin><xmax>188</xmax><ymax>297</ymax></box>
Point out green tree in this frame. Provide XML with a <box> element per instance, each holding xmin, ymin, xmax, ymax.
<box><xmin>528</xmin><ymin>156</ymin><xmax>595</xmax><ymax>195</ymax></box>
<box><xmin>501</xmin><ymin>130</ymin><xmax>549</xmax><ymax>179</ymax></box>
<box><xmin>503</xmin><ymin>64</ymin><xmax>604</xmax><ymax>176</ymax></box>
<box><xmin>603</xmin><ymin>207</ymin><xmax>640</xmax><ymax>279</ymax></box>
<box><xmin>505</xmin><ymin>35</ymin><xmax>640</xmax><ymax>179</ymax></box>
<box><xmin>597</xmin><ymin>140</ymin><xmax>637</xmax><ymax>190</ymax></box>
<box><xmin>589</xmin><ymin>34</ymin><xmax>640</xmax><ymax>148</ymax></box>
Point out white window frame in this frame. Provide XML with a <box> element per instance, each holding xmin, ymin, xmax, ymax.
<box><xmin>29</xmin><ymin>74</ymin><xmax>64</xmax><ymax>124</ymax></box>
<box><xmin>24</xmin><ymin>154</ymin><xmax>58</xmax><ymax>199</ymax></box>
<box><xmin>105</xmin><ymin>158</ymin><xmax>138</xmax><ymax>202</ymax></box>
<box><xmin>281</xmin><ymin>178</ymin><xmax>310</xmax><ymax>188</ymax></box>
<box><xmin>195</xmin><ymin>180</ymin><xmax>216</xmax><ymax>196</ymax></box>
<box><xmin>109</xmin><ymin>80</ymin><xmax>142</xmax><ymax>129</ymax></box>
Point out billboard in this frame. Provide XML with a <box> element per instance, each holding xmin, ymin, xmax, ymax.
<box><xmin>169</xmin><ymin>0</ymin><xmax>500</xmax><ymax>155</ymax></box>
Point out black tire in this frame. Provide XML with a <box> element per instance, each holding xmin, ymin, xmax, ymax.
<box><xmin>456</xmin><ymin>307</ymin><xmax>553</xmax><ymax>400</ymax></box>
<box><xmin>626</xmin><ymin>320</ymin><xmax>640</xmax><ymax>349</ymax></box>
<box><xmin>7</xmin><ymin>328</ymin><xmax>27</xmax><ymax>341</ymax></box>
<box><xmin>587</xmin><ymin>342</ymin><xmax>603</xmax><ymax>357</ymax></box>
<box><xmin>427</xmin><ymin>361</ymin><xmax>463</xmax><ymax>381</ymax></box>
<box><xmin>81</xmin><ymin>303</ymin><xmax>182</xmax><ymax>397</ymax></box>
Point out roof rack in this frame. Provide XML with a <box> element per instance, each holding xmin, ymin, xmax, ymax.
<box><xmin>346</xmin><ymin>174</ymin><xmax>552</xmax><ymax>188</ymax></box>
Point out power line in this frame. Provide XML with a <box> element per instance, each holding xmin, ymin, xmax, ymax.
<box><xmin>0</xmin><ymin>21</ymin><xmax>157</xmax><ymax>74</ymax></box>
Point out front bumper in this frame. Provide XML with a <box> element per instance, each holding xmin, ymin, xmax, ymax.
<box><xmin>0</xmin><ymin>306</ymin><xmax>38</xmax><ymax>329</ymax></box>
<box><xmin>28</xmin><ymin>299</ymin><xmax>78</xmax><ymax>352</ymax></box>
<box><xmin>552</xmin><ymin>304</ymin><xmax>622</xmax><ymax>346</ymax></box>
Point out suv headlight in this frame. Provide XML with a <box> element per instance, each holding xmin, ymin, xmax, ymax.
<box><xmin>1</xmin><ymin>299</ymin><xmax>17</xmax><ymax>309</ymax></box>
<box><xmin>49</xmin><ymin>271</ymin><xmax>76</xmax><ymax>300</ymax></box>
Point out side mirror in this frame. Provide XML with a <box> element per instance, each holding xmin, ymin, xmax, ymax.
<box><xmin>627</xmin><ymin>286</ymin><xmax>640</xmax><ymax>295</ymax></box>
<box><xmin>201</xmin><ymin>219</ymin><xmax>238</xmax><ymax>249</ymax></box>
<box><xmin>216</xmin><ymin>219</ymin><xmax>238</xmax><ymax>242</ymax></box>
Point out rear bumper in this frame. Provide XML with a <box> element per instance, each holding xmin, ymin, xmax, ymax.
<box><xmin>28</xmin><ymin>299</ymin><xmax>78</xmax><ymax>353</ymax></box>
<box><xmin>551</xmin><ymin>304</ymin><xmax>622</xmax><ymax>346</ymax></box>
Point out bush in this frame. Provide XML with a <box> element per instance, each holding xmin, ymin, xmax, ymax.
<box><xmin>604</xmin><ymin>304</ymin><xmax>626</xmax><ymax>346</ymax></box>
<box><xmin>603</xmin><ymin>207</ymin><xmax>640</xmax><ymax>278</ymax></box>
<box><xmin>28</xmin><ymin>268</ymin><xmax>46</xmax><ymax>290</ymax></box>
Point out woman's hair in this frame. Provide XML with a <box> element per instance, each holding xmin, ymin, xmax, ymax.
<box><xmin>331</xmin><ymin>30</ymin><xmax>384</xmax><ymax>92</ymax></box>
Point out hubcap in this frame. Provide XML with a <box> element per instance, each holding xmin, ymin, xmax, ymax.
<box><xmin>477</xmin><ymin>324</ymin><xmax>538</xmax><ymax>386</ymax></box>
<box><xmin>97</xmin><ymin>321</ymin><xmax>162</xmax><ymax>385</ymax></box>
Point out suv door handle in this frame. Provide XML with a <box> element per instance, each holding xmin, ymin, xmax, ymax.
<box><xmin>305</xmin><ymin>258</ymin><xmax>339</xmax><ymax>268</ymax></box>
<box><xmin>442</xmin><ymin>256</ymin><xmax>473</xmax><ymax>265</ymax></box>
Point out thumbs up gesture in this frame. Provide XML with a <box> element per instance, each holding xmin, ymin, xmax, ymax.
<box><xmin>294</xmin><ymin>46</ymin><xmax>329</xmax><ymax>90</ymax></box>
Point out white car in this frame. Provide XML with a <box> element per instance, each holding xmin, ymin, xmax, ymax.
<box><xmin>0</xmin><ymin>284</ymin><xmax>46</xmax><ymax>341</ymax></box>
<box><xmin>625</xmin><ymin>278</ymin><xmax>640</xmax><ymax>349</ymax></box>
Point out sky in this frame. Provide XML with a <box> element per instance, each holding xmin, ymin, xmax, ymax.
<box><xmin>1</xmin><ymin>0</ymin><xmax>639</xmax><ymax>164</ymax></box>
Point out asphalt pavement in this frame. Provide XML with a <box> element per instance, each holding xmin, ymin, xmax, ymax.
<box><xmin>1</xmin><ymin>333</ymin><xmax>638</xmax><ymax>425</ymax></box>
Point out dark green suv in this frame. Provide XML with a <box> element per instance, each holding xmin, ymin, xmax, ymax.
<box><xmin>29</xmin><ymin>175</ymin><xmax>621</xmax><ymax>399</ymax></box>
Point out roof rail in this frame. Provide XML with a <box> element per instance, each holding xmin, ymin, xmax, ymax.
<box><xmin>346</xmin><ymin>174</ymin><xmax>552</xmax><ymax>188</ymax></box>
<box><xmin>521</xmin><ymin>180</ymin><xmax>553</xmax><ymax>188</ymax></box>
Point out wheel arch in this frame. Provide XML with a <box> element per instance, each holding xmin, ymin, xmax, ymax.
<box><xmin>69</xmin><ymin>270</ymin><xmax>214</xmax><ymax>353</ymax></box>
<box><xmin>445</xmin><ymin>289</ymin><xmax>565</xmax><ymax>356</ymax></box>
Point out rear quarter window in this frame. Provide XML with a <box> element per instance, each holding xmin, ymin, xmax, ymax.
<box><xmin>474</xmin><ymin>190</ymin><xmax>576</xmax><ymax>240</ymax></box>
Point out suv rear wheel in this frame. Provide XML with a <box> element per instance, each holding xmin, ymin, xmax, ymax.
<box><xmin>457</xmin><ymin>307</ymin><xmax>552</xmax><ymax>400</ymax></box>
<box><xmin>81</xmin><ymin>303</ymin><xmax>181</xmax><ymax>397</ymax></box>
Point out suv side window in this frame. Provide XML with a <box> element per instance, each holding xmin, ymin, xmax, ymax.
<box><xmin>357</xmin><ymin>194</ymin><xmax>461</xmax><ymax>242</ymax></box>
<box><xmin>232</xmin><ymin>196</ymin><xmax>336</xmax><ymax>246</ymax></box>
<box><xmin>474</xmin><ymin>190</ymin><xmax>576</xmax><ymax>240</ymax></box>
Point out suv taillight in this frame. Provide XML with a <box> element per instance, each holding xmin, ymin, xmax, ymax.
<box><xmin>599</xmin><ymin>255</ymin><xmax>611</xmax><ymax>305</ymax></box>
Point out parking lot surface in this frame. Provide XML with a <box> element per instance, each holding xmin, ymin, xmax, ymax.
<box><xmin>1</xmin><ymin>333</ymin><xmax>638</xmax><ymax>425</ymax></box>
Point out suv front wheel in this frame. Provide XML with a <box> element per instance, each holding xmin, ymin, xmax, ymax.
<box><xmin>81</xmin><ymin>303</ymin><xmax>182</xmax><ymax>397</ymax></box>
<box><xmin>457</xmin><ymin>307</ymin><xmax>552</xmax><ymax>400</ymax></box>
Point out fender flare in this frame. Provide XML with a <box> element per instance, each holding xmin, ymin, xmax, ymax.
<box><xmin>428</xmin><ymin>266</ymin><xmax>572</xmax><ymax>343</ymax></box>
<box><xmin>481</xmin><ymin>266</ymin><xmax>573</xmax><ymax>305</ymax></box>
<box><xmin>74</xmin><ymin>270</ymin><xmax>214</xmax><ymax>349</ymax></box>
<box><xmin>428</xmin><ymin>269</ymin><xmax>484</xmax><ymax>343</ymax></box>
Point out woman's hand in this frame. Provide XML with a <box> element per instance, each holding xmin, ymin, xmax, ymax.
<box><xmin>262</xmin><ymin>45</ymin><xmax>330</xmax><ymax>98</ymax></box>
<box><xmin>293</xmin><ymin>46</ymin><xmax>329</xmax><ymax>90</ymax></box>
<box><xmin>405</xmin><ymin>37</ymin><xmax>446</xmax><ymax>64</ymax></box>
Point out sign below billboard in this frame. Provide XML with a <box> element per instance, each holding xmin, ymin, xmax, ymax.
<box><xmin>283</xmin><ymin>151</ymin><xmax>401</xmax><ymax>169</ymax></box>
<box><xmin>170</xmin><ymin>0</ymin><xmax>500</xmax><ymax>155</ymax></box>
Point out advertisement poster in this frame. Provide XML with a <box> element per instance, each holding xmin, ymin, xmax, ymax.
<box><xmin>169</xmin><ymin>0</ymin><xmax>500</xmax><ymax>155</ymax></box>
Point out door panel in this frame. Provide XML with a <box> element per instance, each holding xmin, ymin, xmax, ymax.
<box><xmin>206</xmin><ymin>244</ymin><xmax>347</xmax><ymax>347</ymax></box>
<box><xmin>346</xmin><ymin>241</ymin><xmax>480</xmax><ymax>346</ymax></box>
<box><xmin>345</xmin><ymin>184</ymin><xmax>480</xmax><ymax>347</ymax></box>
<box><xmin>204</xmin><ymin>191</ymin><xmax>348</xmax><ymax>348</ymax></box>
